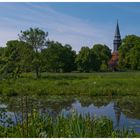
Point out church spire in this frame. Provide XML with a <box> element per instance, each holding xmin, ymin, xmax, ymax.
<box><xmin>113</xmin><ymin>20</ymin><xmax>121</xmax><ymax>52</ymax></box>
<box><xmin>115</xmin><ymin>20</ymin><xmax>121</xmax><ymax>37</ymax></box>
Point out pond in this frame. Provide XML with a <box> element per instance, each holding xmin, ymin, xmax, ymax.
<box><xmin>0</xmin><ymin>95</ymin><xmax>140</xmax><ymax>133</ymax></box>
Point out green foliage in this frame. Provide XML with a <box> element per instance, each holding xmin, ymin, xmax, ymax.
<box><xmin>2</xmin><ymin>87</ymin><xmax>18</xmax><ymax>96</ymax></box>
<box><xmin>0</xmin><ymin>72</ymin><xmax>140</xmax><ymax>97</ymax></box>
<box><xmin>0</xmin><ymin>47</ymin><xmax>5</xmax><ymax>79</ymax></box>
<box><xmin>76</xmin><ymin>47</ymin><xmax>99</xmax><ymax>72</ymax></box>
<box><xmin>0</xmin><ymin>40</ymin><xmax>33</xmax><ymax>79</ymax></box>
<box><xmin>76</xmin><ymin>44</ymin><xmax>111</xmax><ymax>72</ymax></box>
<box><xmin>42</xmin><ymin>41</ymin><xmax>76</xmax><ymax>72</ymax></box>
<box><xmin>0</xmin><ymin>111</ymin><xmax>137</xmax><ymax>138</ymax></box>
<box><xmin>0</xmin><ymin>47</ymin><xmax>5</xmax><ymax>64</ymax></box>
<box><xmin>0</xmin><ymin>47</ymin><xmax>4</xmax><ymax>56</ymax></box>
<box><xmin>62</xmin><ymin>44</ymin><xmax>77</xmax><ymax>72</ymax></box>
<box><xmin>93</xmin><ymin>117</ymin><xmax>113</xmax><ymax>137</ymax></box>
<box><xmin>19</xmin><ymin>27</ymin><xmax>48</xmax><ymax>52</ymax></box>
<box><xmin>92</xmin><ymin>44</ymin><xmax>111</xmax><ymax>66</ymax></box>
<box><xmin>112</xmin><ymin>129</ymin><xmax>136</xmax><ymax>138</ymax></box>
<box><xmin>119</xmin><ymin>35</ymin><xmax>140</xmax><ymax>70</ymax></box>
<box><xmin>19</xmin><ymin>28</ymin><xmax>48</xmax><ymax>78</ymax></box>
<box><xmin>32</xmin><ymin>52</ymin><xmax>42</xmax><ymax>78</ymax></box>
<box><xmin>100</xmin><ymin>61</ymin><xmax>108</xmax><ymax>71</ymax></box>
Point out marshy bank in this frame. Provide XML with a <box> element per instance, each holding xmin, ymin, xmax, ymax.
<box><xmin>0</xmin><ymin>72</ymin><xmax>140</xmax><ymax>96</ymax></box>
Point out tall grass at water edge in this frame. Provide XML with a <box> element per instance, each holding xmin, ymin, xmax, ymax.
<box><xmin>0</xmin><ymin>108</ymin><xmax>136</xmax><ymax>138</ymax></box>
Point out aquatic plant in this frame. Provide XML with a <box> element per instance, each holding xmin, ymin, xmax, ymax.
<box><xmin>0</xmin><ymin>109</ymin><xmax>137</xmax><ymax>138</ymax></box>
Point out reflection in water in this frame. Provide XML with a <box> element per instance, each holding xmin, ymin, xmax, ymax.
<box><xmin>0</xmin><ymin>95</ymin><xmax>140</xmax><ymax>133</ymax></box>
<box><xmin>114</xmin><ymin>101</ymin><xmax>121</xmax><ymax>127</ymax></box>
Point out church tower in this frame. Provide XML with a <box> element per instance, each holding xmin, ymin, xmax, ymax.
<box><xmin>113</xmin><ymin>21</ymin><xmax>121</xmax><ymax>52</ymax></box>
<box><xmin>108</xmin><ymin>21</ymin><xmax>121</xmax><ymax>71</ymax></box>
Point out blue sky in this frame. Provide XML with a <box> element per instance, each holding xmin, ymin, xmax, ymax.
<box><xmin>0</xmin><ymin>2</ymin><xmax>140</xmax><ymax>52</ymax></box>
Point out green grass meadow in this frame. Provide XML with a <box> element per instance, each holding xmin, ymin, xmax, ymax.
<box><xmin>0</xmin><ymin>71</ymin><xmax>140</xmax><ymax>97</ymax></box>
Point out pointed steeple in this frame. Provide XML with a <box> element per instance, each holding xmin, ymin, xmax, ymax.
<box><xmin>115</xmin><ymin>20</ymin><xmax>121</xmax><ymax>37</ymax></box>
<box><xmin>113</xmin><ymin>20</ymin><xmax>121</xmax><ymax>52</ymax></box>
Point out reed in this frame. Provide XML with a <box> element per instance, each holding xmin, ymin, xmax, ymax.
<box><xmin>0</xmin><ymin>109</ymin><xmax>137</xmax><ymax>138</ymax></box>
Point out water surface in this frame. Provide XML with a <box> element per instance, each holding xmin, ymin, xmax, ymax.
<box><xmin>0</xmin><ymin>95</ymin><xmax>140</xmax><ymax>133</ymax></box>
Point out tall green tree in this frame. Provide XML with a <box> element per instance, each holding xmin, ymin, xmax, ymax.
<box><xmin>42</xmin><ymin>41</ymin><xmax>76</xmax><ymax>72</ymax></box>
<box><xmin>0</xmin><ymin>47</ymin><xmax>5</xmax><ymax>64</ymax></box>
<box><xmin>61</xmin><ymin>44</ymin><xmax>76</xmax><ymax>72</ymax></box>
<box><xmin>0</xmin><ymin>40</ymin><xmax>33</xmax><ymax>79</ymax></box>
<box><xmin>0</xmin><ymin>47</ymin><xmax>5</xmax><ymax>79</ymax></box>
<box><xmin>42</xmin><ymin>41</ymin><xmax>63</xmax><ymax>72</ymax></box>
<box><xmin>19</xmin><ymin>27</ymin><xmax>48</xmax><ymax>78</ymax></box>
<box><xmin>76</xmin><ymin>47</ymin><xmax>100</xmax><ymax>72</ymax></box>
<box><xmin>0</xmin><ymin>47</ymin><xmax>4</xmax><ymax>56</ymax></box>
<box><xmin>119</xmin><ymin>35</ymin><xmax>140</xmax><ymax>70</ymax></box>
<box><xmin>91</xmin><ymin>44</ymin><xmax>111</xmax><ymax>71</ymax></box>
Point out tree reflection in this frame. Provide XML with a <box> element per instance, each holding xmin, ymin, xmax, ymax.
<box><xmin>78</xmin><ymin>96</ymin><xmax>112</xmax><ymax>108</ymax></box>
<box><xmin>1</xmin><ymin>95</ymin><xmax>140</xmax><ymax>123</ymax></box>
<box><xmin>118</xmin><ymin>96</ymin><xmax>140</xmax><ymax>120</ymax></box>
<box><xmin>113</xmin><ymin>100</ymin><xmax>121</xmax><ymax>127</ymax></box>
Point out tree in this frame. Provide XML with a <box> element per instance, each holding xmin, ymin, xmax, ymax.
<box><xmin>0</xmin><ymin>47</ymin><xmax>4</xmax><ymax>56</ymax></box>
<box><xmin>0</xmin><ymin>47</ymin><xmax>5</xmax><ymax>79</ymax></box>
<box><xmin>129</xmin><ymin>46</ymin><xmax>140</xmax><ymax>70</ymax></box>
<box><xmin>41</xmin><ymin>41</ymin><xmax>76</xmax><ymax>72</ymax></box>
<box><xmin>91</xmin><ymin>44</ymin><xmax>111</xmax><ymax>71</ymax></box>
<box><xmin>42</xmin><ymin>41</ymin><xmax>64</xmax><ymax>72</ymax></box>
<box><xmin>0</xmin><ymin>47</ymin><xmax>5</xmax><ymax>65</ymax></box>
<box><xmin>118</xmin><ymin>35</ymin><xmax>140</xmax><ymax>70</ymax></box>
<box><xmin>61</xmin><ymin>44</ymin><xmax>76</xmax><ymax>72</ymax></box>
<box><xmin>76</xmin><ymin>47</ymin><xmax>99</xmax><ymax>72</ymax></box>
<box><xmin>0</xmin><ymin>40</ymin><xmax>33</xmax><ymax>79</ymax></box>
<box><xmin>19</xmin><ymin>27</ymin><xmax>48</xmax><ymax>78</ymax></box>
<box><xmin>100</xmin><ymin>61</ymin><xmax>108</xmax><ymax>72</ymax></box>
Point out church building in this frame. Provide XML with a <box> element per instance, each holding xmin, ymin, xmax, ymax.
<box><xmin>108</xmin><ymin>21</ymin><xmax>121</xmax><ymax>71</ymax></box>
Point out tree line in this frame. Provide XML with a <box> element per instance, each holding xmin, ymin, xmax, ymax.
<box><xmin>0</xmin><ymin>28</ymin><xmax>140</xmax><ymax>79</ymax></box>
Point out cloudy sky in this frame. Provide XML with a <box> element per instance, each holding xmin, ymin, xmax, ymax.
<box><xmin>0</xmin><ymin>2</ymin><xmax>140</xmax><ymax>52</ymax></box>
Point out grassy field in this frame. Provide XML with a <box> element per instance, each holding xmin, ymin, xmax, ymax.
<box><xmin>0</xmin><ymin>72</ymin><xmax>140</xmax><ymax>96</ymax></box>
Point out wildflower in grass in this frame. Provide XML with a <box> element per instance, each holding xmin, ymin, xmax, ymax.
<box><xmin>94</xmin><ymin>81</ymin><xmax>96</xmax><ymax>85</ymax></box>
